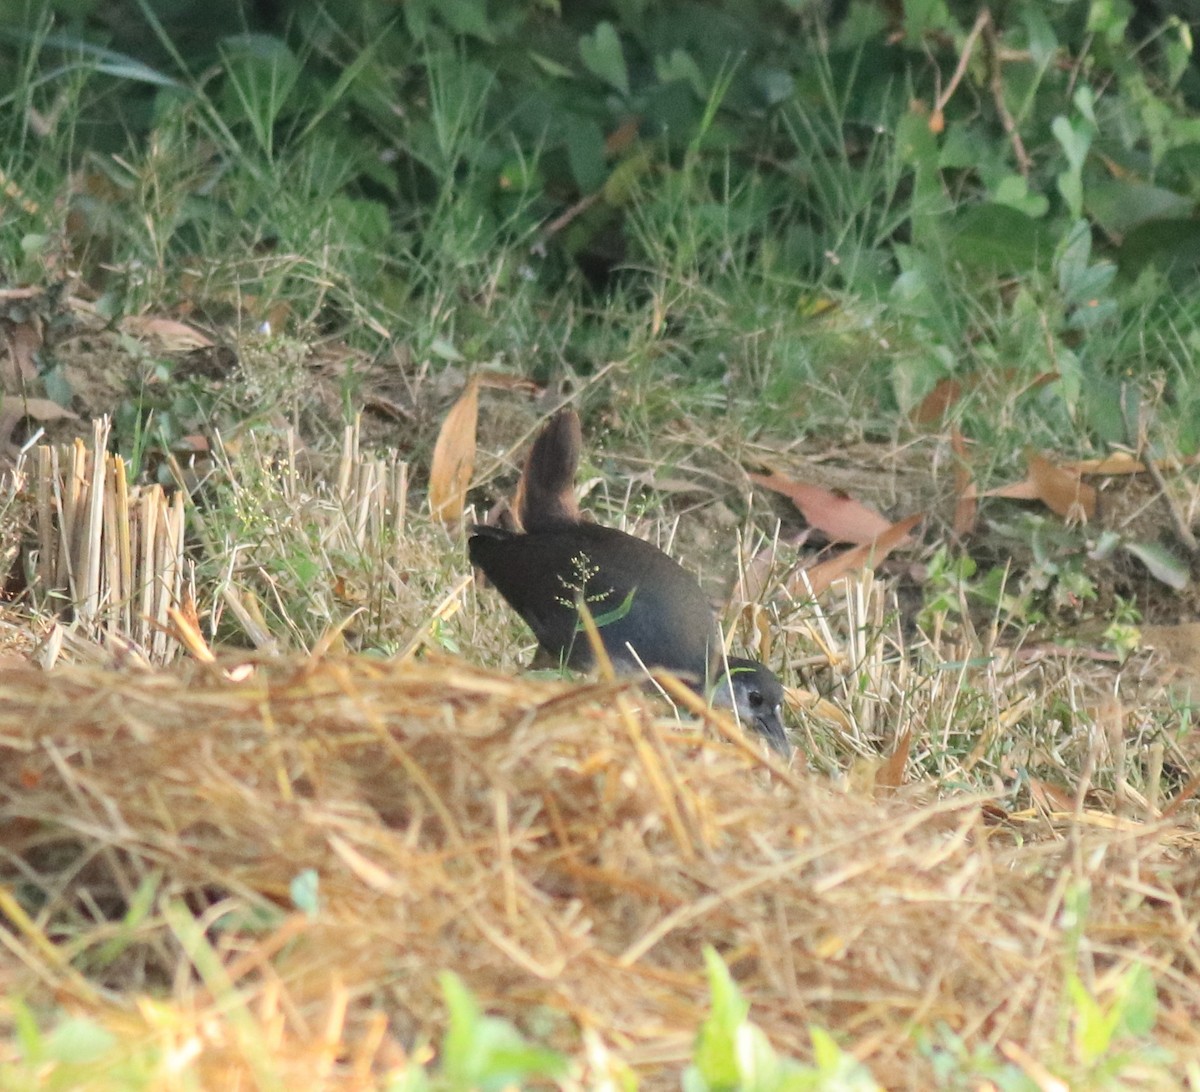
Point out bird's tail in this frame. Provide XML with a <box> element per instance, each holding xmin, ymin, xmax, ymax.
<box><xmin>516</xmin><ymin>408</ymin><xmax>583</xmax><ymax>531</ymax></box>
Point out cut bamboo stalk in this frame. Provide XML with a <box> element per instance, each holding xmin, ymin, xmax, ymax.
<box><xmin>27</xmin><ymin>420</ymin><xmax>184</xmax><ymax>664</ymax></box>
<box><xmin>35</xmin><ymin>445</ymin><xmax>54</xmax><ymax>592</ymax></box>
<box><xmin>113</xmin><ymin>457</ymin><xmax>132</xmax><ymax>638</ymax></box>
<box><xmin>81</xmin><ymin>417</ymin><xmax>108</xmax><ymax>626</ymax></box>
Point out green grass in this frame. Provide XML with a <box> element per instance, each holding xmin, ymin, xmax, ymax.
<box><xmin>8</xmin><ymin>4</ymin><xmax>1200</xmax><ymax>455</ymax></box>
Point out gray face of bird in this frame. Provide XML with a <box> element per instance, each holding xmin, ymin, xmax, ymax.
<box><xmin>711</xmin><ymin>665</ymin><xmax>790</xmax><ymax>757</ymax></box>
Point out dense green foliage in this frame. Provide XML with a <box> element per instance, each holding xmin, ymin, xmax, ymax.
<box><xmin>4</xmin><ymin>0</ymin><xmax>1200</xmax><ymax>448</ymax></box>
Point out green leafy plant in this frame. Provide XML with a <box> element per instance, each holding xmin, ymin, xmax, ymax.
<box><xmin>434</xmin><ymin>972</ymin><xmax>569</xmax><ymax>1090</ymax></box>
<box><xmin>684</xmin><ymin>947</ymin><xmax>880</xmax><ymax>1091</ymax></box>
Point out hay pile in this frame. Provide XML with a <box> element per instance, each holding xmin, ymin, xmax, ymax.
<box><xmin>1</xmin><ymin>652</ymin><xmax>1198</xmax><ymax>1086</ymax></box>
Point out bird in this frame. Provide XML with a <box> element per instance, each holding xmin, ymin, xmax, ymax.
<box><xmin>468</xmin><ymin>409</ymin><xmax>790</xmax><ymax>756</ymax></box>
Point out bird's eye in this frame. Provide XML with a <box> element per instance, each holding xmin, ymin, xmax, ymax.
<box><xmin>747</xmin><ymin>689</ymin><xmax>763</xmax><ymax>708</ymax></box>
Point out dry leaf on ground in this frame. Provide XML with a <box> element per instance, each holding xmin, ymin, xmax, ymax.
<box><xmin>121</xmin><ymin>315</ymin><xmax>215</xmax><ymax>350</ymax></box>
<box><xmin>793</xmin><ymin>513</ymin><xmax>922</xmax><ymax>597</ymax></box>
<box><xmin>429</xmin><ymin>377</ymin><xmax>479</xmax><ymax>525</ymax></box>
<box><xmin>985</xmin><ymin>451</ymin><xmax>1097</xmax><ymax>522</ymax></box>
<box><xmin>750</xmin><ymin>472</ymin><xmax>892</xmax><ymax>544</ymax></box>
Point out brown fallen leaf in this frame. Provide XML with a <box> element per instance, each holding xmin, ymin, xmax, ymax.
<box><xmin>1027</xmin><ymin>452</ymin><xmax>1096</xmax><ymax>522</ymax></box>
<box><xmin>121</xmin><ymin>315</ymin><xmax>214</xmax><ymax>350</ymax></box>
<box><xmin>476</xmin><ymin>370</ymin><xmax>543</xmax><ymax>395</ymax></box>
<box><xmin>1029</xmin><ymin>777</ymin><xmax>1075</xmax><ymax>813</ymax></box>
<box><xmin>750</xmin><ymin>472</ymin><xmax>892</xmax><ymax>545</ymax></box>
<box><xmin>790</xmin><ymin>513</ymin><xmax>923</xmax><ymax>598</ymax></box>
<box><xmin>0</xmin><ymin>287</ymin><xmax>44</xmax><ymax>302</ymax></box>
<box><xmin>2</xmin><ymin>317</ymin><xmax>42</xmax><ymax>386</ymax></box>
<box><xmin>0</xmin><ymin>398</ymin><xmax>80</xmax><ymax>461</ymax></box>
<box><xmin>984</xmin><ymin>452</ymin><xmax>1097</xmax><ymax>522</ymax></box>
<box><xmin>1064</xmin><ymin>453</ymin><xmax>1146</xmax><ymax>475</ymax></box>
<box><xmin>737</xmin><ymin>529</ymin><xmax>814</xmax><ymax>602</ymax></box>
<box><xmin>604</xmin><ymin>116</ymin><xmax>641</xmax><ymax>156</ymax></box>
<box><xmin>167</xmin><ymin>599</ymin><xmax>214</xmax><ymax>663</ymax></box>
<box><xmin>984</xmin><ymin>479</ymin><xmax>1041</xmax><ymax>501</ymax></box>
<box><xmin>912</xmin><ymin>377</ymin><xmax>963</xmax><ymax>426</ymax></box>
<box><xmin>429</xmin><ymin>377</ymin><xmax>480</xmax><ymax>526</ymax></box>
<box><xmin>911</xmin><ymin>370</ymin><xmax>1059</xmax><ymax>427</ymax></box>
<box><xmin>874</xmin><ymin>728</ymin><xmax>912</xmax><ymax>794</ymax></box>
<box><xmin>1</xmin><ymin>397</ymin><xmax>77</xmax><ymax>424</ymax></box>
<box><xmin>1064</xmin><ymin>451</ymin><xmax>1200</xmax><ymax>476</ymax></box>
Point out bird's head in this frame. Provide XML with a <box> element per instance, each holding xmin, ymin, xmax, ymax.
<box><xmin>711</xmin><ymin>657</ymin><xmax>790</xmax><ymax>758</ymax></box>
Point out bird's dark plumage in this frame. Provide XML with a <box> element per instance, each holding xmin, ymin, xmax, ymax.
<box><xmin>515</xmin><ymin>408</ymin><xmax>582</xmax><ymax>531</ymax></box>
<box><xmin>469</xmin><ymin>408</ymin><xmax>791</xmax><ymax>756</ymax></box>
<box><xmin>468</xmin><ymin>521</ymin><xmax>723</xmax><ymax>678</ymax></box>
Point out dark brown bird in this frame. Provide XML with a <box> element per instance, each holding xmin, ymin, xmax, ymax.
<box><xmin>469</xmin><ymin>409</ymin><xmax>789</xmax><ymax>755</ymax></box>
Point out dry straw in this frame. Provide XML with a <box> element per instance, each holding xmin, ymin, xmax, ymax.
<box><xmin>1</xmin><ymin>652</ymin><xmax>1198</xmax><ymax>1086</ymax></box>
<box><xmin>29</xmin><ymin>417</ymin><xmax>186</xmax><ymax>664</ymax></box>
<box><xmin>5</xmin><ymin>416</ymin><xmax>1200</xmax><ymax>1084</ymax></box>
<box><xmin>21</xmin><ymin>417</ymin><xmax>412</xmax><ymax>665</ymax></box>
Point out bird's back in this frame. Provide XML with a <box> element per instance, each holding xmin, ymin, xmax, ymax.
<box><xmin>468</xmin><ymin>521</ymin><xmax>721</xmax><ymax>678</ymax></box>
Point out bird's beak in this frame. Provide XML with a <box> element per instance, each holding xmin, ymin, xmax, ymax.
<box><xmin>757</xmin><ymin>706</ymin><xmax>791</xmax><ymax>759</ymax></box>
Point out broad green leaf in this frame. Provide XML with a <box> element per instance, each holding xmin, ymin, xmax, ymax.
<box><xmin>1116</xmin><ymin>962</ymin><xmax>1158</xmax><ymax>1037</ymax></box>
<box><xmin>566</xmin><ymin>119</ymin><xmax>607</xmax><ymax>191</ymax></box>
<box><xmin>1055</xmin><ymin>219</ymin><xmax>1095</xmax><ymax>294</ymax></box>
<box><xmin>896</xmin><ymin>107</ymin><xmax>939</xmax><ymax>169</ymax></box>
<box><xmin>897</xmin><ymin>108</ymin><xmax>947</xmax><ymax>251</ymax></box>
<box><xmin>438</xmin><ymin>0</ymin><xmax>494</xmax><ymax>41</ymax></box>
<box><xmin>992</xmin><ymin>174</ymin><xmax>1050</xmax><ymax>218</ymax></box>
<box><xmin>602</xmin><ymin>147</ymin><xmax>654</xmax><ymax>205</ymax></box>
<box><xmin>1123</xmin><ymin>541</ymin><xmax>1190</xmax><ymax>590</ymax></box>
<box><xmin>656</xmin><ymin>49</ymin><xmax>707</xmax><ymax>98</ymax></box>
<box><xmin>1021</xmin><ymin>6</ymin><xmax>1058</xmax><ymax>66</ymax></box>
<box><xmin>690</xmin><ymin>948</ymin><xmax>750</xmax><ymax>1088</ymax></box>
<box><xmin>1088</xmin><ymin>0</ymin><xmax>1132</xmax><ymax>45</ymax></box>
<box><xmin>1086</xmin><ymin>180</ymin><xmax>1193</xmax><ymax>237</ymax></box>
<box><xmin>1052</xmin><ymin>112</ymin><xmax>1093</xmax><ymax>220</ymax></box>
<box><xmin>1118</xmin><ymin>218</ymin><xmax>1200</xmax><ymax>280</ymax></box>
<box><xmin>810</xmin><ymin>1025</ymin><xmax>883</xmax><ymax>1089</ymax></box>
<box><xmin>1164</xmin><ymin>17</ymin><xmax>1193</xmax><ymax>88</ymax></box>
<box><xmin>41</xmin><ymin>364</ymin><xmax>74</xmax><ymax>408</ymax></box>
<box><xmin>579</xmin><ymin>22</ymin><xmax>629</xmax><ymax>97</ymax></box>
<box><xmin>1073</xmin><ymin>83</ymin><xmax>1098</xmax><ymax>126</ymax></box>
<box><xmin>440</xmin><ymin>972</ymin><xmax>485</xmax><ymax>1082</ymax></box>
<box><xmin>948</xmin><ymin>203</ymin><xmax>1047</xmax><ymax>272</ymax></box>
<box><xmin>1065</xmin><ymin>294</ymin><xmax>1118</xmax><ymax>330</ymax></box>
<box><xmin>43</xmin><ymin>1017</ymin><xmax>116</xmax><ymax>1064</ymax></box>
<box><xmin>752</xmin><ymin>65</ymin><xmax>794</xmax><ymax>106</ymax></box>
<box><xmin>1062</xmin><ymin>259</ymin><xmax>1117</xmax><ymax>304</ymax></box>
<box><xmin>429</xmin><ymin>336</ymin><xmax>464</xmax><ymax>362</ymax></box>
<box><xmin>1067</xmin><ymin>973</ymin><xmax>1120</xmax><ymax>1063</ymax></box>
<box><xmin>438</xmin><ymin>973</ymin><xmax>567</xmax><ymax>1088</ymax></box>
<box><xmin>1092</xmin><ymin>373</ymin><xmax>1138</xmax><ymax>436</ymax></box>
<box><xmin>901</xmin><ymin>0</ymin><xmax>955</xmax><ymax>42</ymax></box>
<box><xmin>938</xmin><ymin>122</ymin><xmax>985</xmax><ymax>169</ymax></box>
<box><xmin>529</xmin><ymin>51</ymin><xmax>575</xmax><ymax>79</ymax></box>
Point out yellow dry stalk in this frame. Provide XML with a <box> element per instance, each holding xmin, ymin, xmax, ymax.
<box><xmin>30</xmin><ymin>417</ymin><xmax>186</xmax><ymax>664</ymax></box>
<box><xmin>334</xmin><ymin>415</ymin><xmax>409</xmax><ymax>550</ymax></box>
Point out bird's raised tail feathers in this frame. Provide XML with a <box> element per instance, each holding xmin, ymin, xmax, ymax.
<box><xmin>515</xmin><ymin>407</ymin><xmax>583</xmax><ymax>531</ymax></box>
